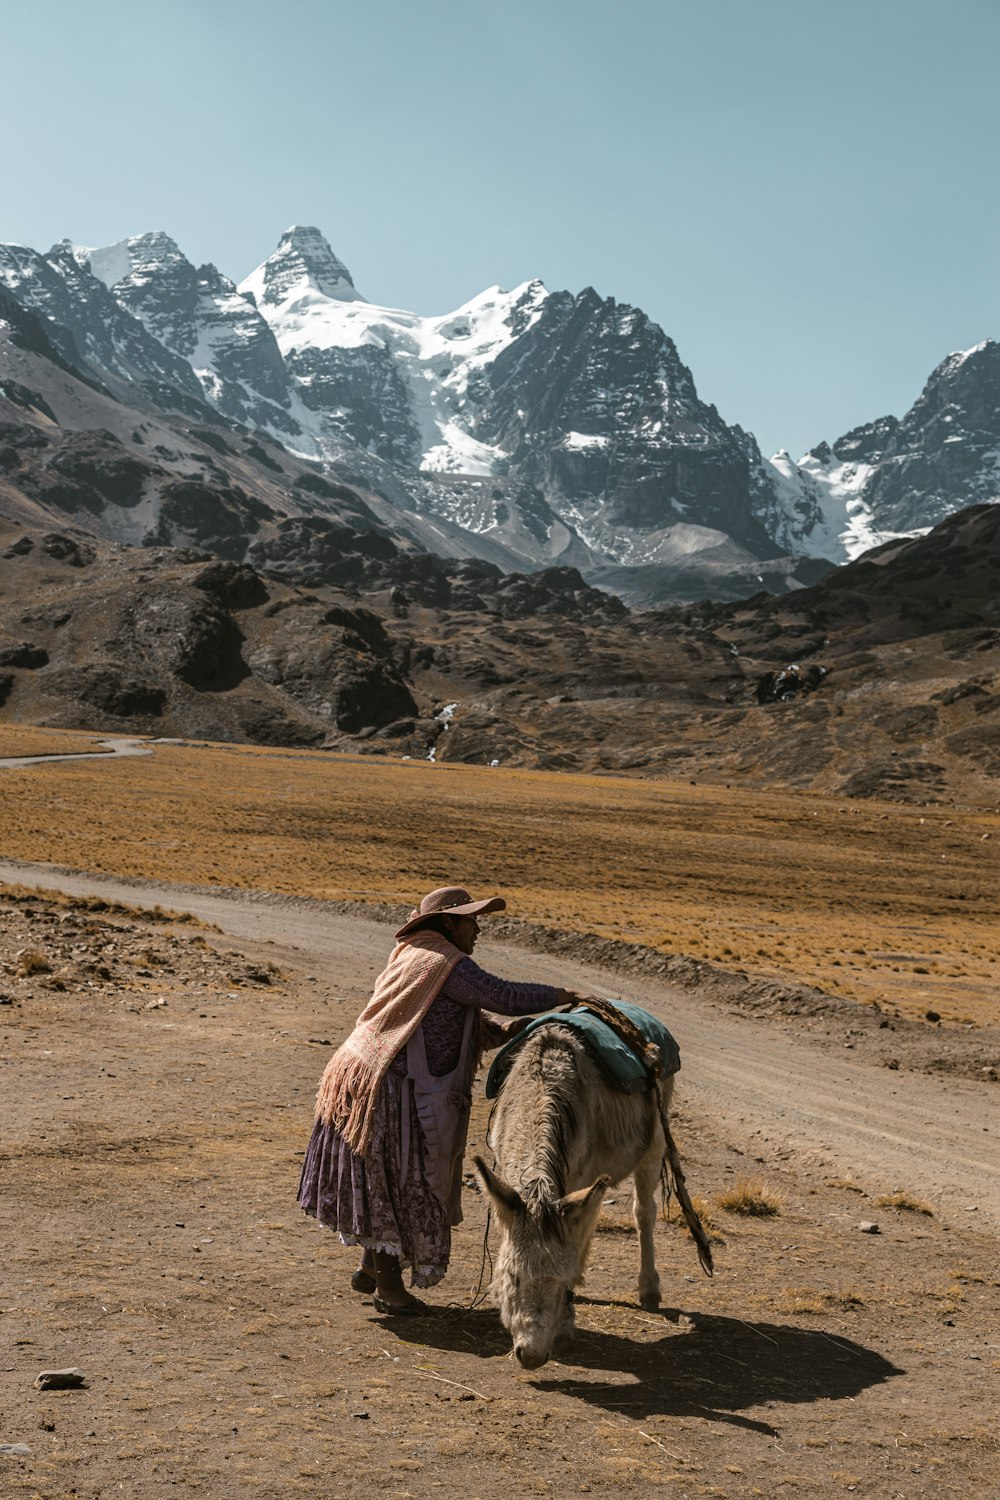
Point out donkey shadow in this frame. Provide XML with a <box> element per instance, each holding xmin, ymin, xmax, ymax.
<box><xmin>406</xmin><ymin>1301</ymin><xmax>901</xmax><ymax>1431</ymax></box>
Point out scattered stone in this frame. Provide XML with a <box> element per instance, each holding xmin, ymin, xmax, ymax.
<box><xmin>857</xmin><ymin>1221</ymin><xmax>881</xmax><ymax>1234</ymax></box>
<box><xmin>885</xmin><ymin>1059</ymin><xmax>900</xmax><ymax>1070</ymax></box>
<box><xmin>34</xmin><ymin>1368</ymin><xmax>86</xmax><ymax>1390</ymax></box>
<box><xmin>925</xmin><ymin>1010</ymin><xmax>941</xmax><ymax>1023</ymax></box>
<box><xmin>0</xmin><ymin>1444</ymin><xmax>31</xmax><ymax>1456</ymax></box>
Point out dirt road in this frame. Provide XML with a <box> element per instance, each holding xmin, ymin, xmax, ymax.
<box><xmin>2</xmin><ymin>858</ymin><xmax>998</xmax><ymax>1498</ymax></box>
<box><xmin>2</xmin><ymin>855</ymin><xmax>996</xmax><ymax>1232</ymax></box>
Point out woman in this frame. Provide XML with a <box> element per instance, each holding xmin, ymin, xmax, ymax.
<box><xmin>297</xmin><ymin>884</ymin><xmax>590</xmax><ymax>1313</ymax></box>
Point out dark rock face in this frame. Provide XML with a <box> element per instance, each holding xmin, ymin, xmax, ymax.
<box><xmin>470</xmin><ymin>287</ymin><xmax>774</xmax><ymax>552</ymax></box>
<box><xmin>246</xmin><ymin>604</ymin><xmax>417</xmax><ymax>732</ymax></box>
<box><xmin>286</xmin><ymin>343</ymin><xmax>420</xmax><ymax>465</ymax></box>
<box><xmin>44</xmin><ymin>666</ymin><xmax>167</xmax><ymax>718</ymax></box>
<box><xmin>130</xmin><ymin>590</ymin><xmax>248</xmax><ymax>690</ymax></box>
<box><xmin>19</xmin><ymin>430</ymin><xmax>159</xmax><ymax>515</ymax></box>
<box><xmin>0</xmin><ymin>420</ymin><xmax>49</xmax><ymax>473</ymax></box>
<box><xmin>830</xmin><ymin>415</ymin><xmax>900</xmax><ymax>466</ymax></box>
<box><xmin>38</xmin><ymin>534</ymin><xmax>95</xmax><ymax>568</ymax></box>
<box><xmin>91</xmin><ymin>233</ymin><xmax>301</xmax><ymax>436</ymax></box>
<box><xmin>247</xmin><ymin>516</ymin><xmax>403</xmax><ymax>588</ymax></box>
<box><xmin>192</xmin><ymin>561</ymin><xmax>269</xmax><ymax>610</ymax></box>
<box><xmin>147</xmin><ymin>480</ymin><xmax>272</xmax><ymax>556</ymax></box>
<box><xmin>488</xmin><ymin>566</ymin><xmax>628</xmax><ymax>621</ymax></box>
<box><xmin>812</xmin><ymin>502</ymin><xmax>1000</xmax><ymax>640</ymax></box>
<box><xmin>0</xmin><ymin>642</ymin><xmax>48</xmax><ymax>669</ymax></box>
<box><xmin>860</xmin><ymin>342</ymin><xmax>1000</xmax><ymax>533</ymax></box>
<box><xmin>0</xmin><ymin>242</ymin><xmax>204</xmax><ymax>400</ymax></box>
<box><xmin>249</xmin><ymin>225</ymin><xmax>359</xmax><ymax>306</ymax></box>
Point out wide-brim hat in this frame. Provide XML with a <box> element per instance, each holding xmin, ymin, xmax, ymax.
<box><xmin>395</xmin><ymin>885</ymin><xmax>506</xmax><ymax>941</ymax></box>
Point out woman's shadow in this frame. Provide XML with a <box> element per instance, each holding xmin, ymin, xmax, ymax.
<box><xmin>400</xmin><ymin>1299</ymin><xmax>902</xmax><ymax>1434</ymax></box>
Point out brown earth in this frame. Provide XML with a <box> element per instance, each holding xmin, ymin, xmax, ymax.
<box><xmin>0</xmin><ymin>872</ymin><xmax>997</xmax><ymax>1500</ymax></box>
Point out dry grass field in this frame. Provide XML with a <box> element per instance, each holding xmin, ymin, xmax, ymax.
<box><xmin>0</xmin><ymin>725</ymin><xmax>106</xmax><ymax>758</ymax></box>
<box><xmin>2</xmin><ymin>738</ymin><xmax>998</xmax><ymax>1026</ymax></box>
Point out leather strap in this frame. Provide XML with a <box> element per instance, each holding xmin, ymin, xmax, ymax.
<box><xmin>577</xmin><ymin>999</ymin><xmax>714</xmax><ymax>1277</ymax></box>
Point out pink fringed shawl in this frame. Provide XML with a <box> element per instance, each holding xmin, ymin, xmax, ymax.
<box><xmin>314</xmin><ymin>930</ymin><xmax>464</xmax><ymax>1156</ymax></box>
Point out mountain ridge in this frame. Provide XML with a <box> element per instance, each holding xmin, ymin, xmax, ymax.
<box><xmin>2</xmin><ymin>224</ymin><xmax>997</xmax><ymax>606</ymax></box>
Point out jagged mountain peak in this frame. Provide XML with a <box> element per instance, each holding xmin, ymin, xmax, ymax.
<box><xmin>79</xmin><ymin>231</ymin><xmax>188</xmax><ymax>290</ymax></box>
<box><xmin>240</xmin><ymin>225</ymin><xmax>362</xmax><ymax>311</ymax></box>
<box><xmin>936</xmin><ymin>337</ymin><xmax>997</xmax><ymax>379</ymax></box>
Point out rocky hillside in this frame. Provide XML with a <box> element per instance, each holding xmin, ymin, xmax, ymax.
<box><xmin>2</xmin><ymin>498</ymin><xmax>997</xmax><ymax>806</ymax></box>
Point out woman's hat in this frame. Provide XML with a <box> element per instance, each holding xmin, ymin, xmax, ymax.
<box><xmin>395</xmin><ymin>885</ymin><xmax>506</xmax><ymax>941</ymax></box>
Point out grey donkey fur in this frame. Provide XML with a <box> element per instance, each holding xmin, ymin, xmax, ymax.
<box><xmin>475</xmin><ymin>1022</ymin><xmax>684</xmax><ymax>1370</ymax></box>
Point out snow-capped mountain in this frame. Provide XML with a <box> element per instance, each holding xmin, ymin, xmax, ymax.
<box><xmin>762</xmin><ymin>342</ymin><xmax>1000</xmax><ymax>562</ymax></box>
<box><xmin>237</xmin><ymin>226</ymin><xmax>778</xmax><ymax>566</ymax></box>
<box><xmin>240</xmin><ymin>226</ymin><xmax>550</xmax><ymax>474</ymax></box>
<box><xmin>3</xmin><ymin>221</ymin><xmax>996</xmax><ymax>597</ymax></box>
<box><xmin>77</xmin><ymin>232</ymin><xmax>305</xmax><ymax>440</ymax></box>
<box><xmin>0</xmin><ymin>239</ymin><xmax>204</xmax><ymax>404</ymax></box>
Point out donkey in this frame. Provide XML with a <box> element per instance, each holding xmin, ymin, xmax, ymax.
<box><xmin>474</xmin><ymin>1019</ymin><xmax>692</xmax><ymax>1370</ymax></box>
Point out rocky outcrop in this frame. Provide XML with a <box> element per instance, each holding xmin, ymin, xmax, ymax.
<box><xmin>18</xmin><ymin>429</ymin><xmax>159</xmax><ymax>515</ymax></box>
<box><xmin>471</xmin><ymin>287</ymin><xmax>775</xmax><ymax>555</ymax></box>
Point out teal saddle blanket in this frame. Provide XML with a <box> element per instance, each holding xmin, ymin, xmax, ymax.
<box><xmin>485</xmin><ymin>999</ymin><xmax>681</xmax><ymax>1099</ymax></box>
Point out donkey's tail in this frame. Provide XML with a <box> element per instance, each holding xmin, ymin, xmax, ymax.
<box><xmin>661</xmin><ymin>1114</ymin><xmax>714</xmax><ymax>1277</ymax></box>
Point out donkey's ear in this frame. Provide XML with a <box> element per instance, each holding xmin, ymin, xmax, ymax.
<box><xmin>472</xmin><ymin>1156</ymin><xmax>525</xmax><ymax>1222</ymax></box>
<box><xmin>558</xmin><ymin>1175</ymin><xmax>611</xmax><ymax>1236</ymax></box>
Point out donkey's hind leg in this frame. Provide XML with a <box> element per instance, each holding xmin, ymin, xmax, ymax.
<box><xmin>632</xmin><ymin>1125</ymin><xmax>665</xmax><ymax>1312</ymax></box>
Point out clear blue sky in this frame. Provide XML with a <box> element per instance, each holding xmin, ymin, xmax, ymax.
<box><xmin>3</xmin><ymin>0</ymin><xmax>997</xmax><ymax>458</ymax></box>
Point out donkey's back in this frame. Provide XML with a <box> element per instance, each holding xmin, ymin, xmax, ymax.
<box><xmin>489</xmin><ymin>1023</ymin><xmax>670</xmax><ymax>1195</ymax></box>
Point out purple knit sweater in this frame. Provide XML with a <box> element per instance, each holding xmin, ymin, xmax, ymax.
<box><xmin>417</xmin><ymin>958</ymin><xmax>559</xmax><ymax>1075</ymax></box>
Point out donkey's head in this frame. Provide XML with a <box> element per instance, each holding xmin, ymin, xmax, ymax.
<box><xmin>474</xmin><ymin>1156</ymin><xmax>610</xmax><ymax>1369</ymax></box>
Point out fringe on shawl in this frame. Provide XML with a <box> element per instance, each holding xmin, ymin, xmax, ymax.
<box><xmin>315</xmin><ymin>1044</ymin><xmax>384</xmax><ymax>1158</ymax></box>
<box><xmin>313</xmin><ymin>930</ymin><xmax>463</xmax><ymax>1157</ymax></box>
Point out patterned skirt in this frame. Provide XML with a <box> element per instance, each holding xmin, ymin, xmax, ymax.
<box><xmin>296</xmin><ymin>1062</ymin><xmax>451</xmax><ymax>1288</ymax></box>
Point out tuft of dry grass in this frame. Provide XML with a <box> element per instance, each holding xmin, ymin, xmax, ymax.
<box><xmin>825</xmin><ymin>1177</ymin><xmax>868</xmax><ymax>1194</ymax></box>
<box><xmin>15</xmin><ymin>946</ymin><xmax>52</xmax><ymax>977</ymax></box>
<box><xmin>875</xmin><ymin>1190</ymin><xmax>934</xmax><ymax>1215</ymax></box>
<box><xmin>781</xmin><ymin>1287</ymin><xmax>865</xmax><ymax>1315</ymax></box>
<box><xmin>715</xmin><ymin>1177</ymin><xmax>783</xmax><ymax>1217</ymax></box>
<box><xmin>661</xmin><ymin>1192</ymin><xmax>726</xmax><ymax>1244</ymax></box>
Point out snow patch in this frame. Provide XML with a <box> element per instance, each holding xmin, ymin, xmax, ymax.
<box><xmin>241</xmin><ymin>240</ymin><xmax>548</xmax><ymax>473</ymax></box>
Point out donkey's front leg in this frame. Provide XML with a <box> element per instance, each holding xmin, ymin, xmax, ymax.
<box><xmin>632</xmin><ymin>1139</ymin><xmax>663</xmax><ymax>1311</ymax></box>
